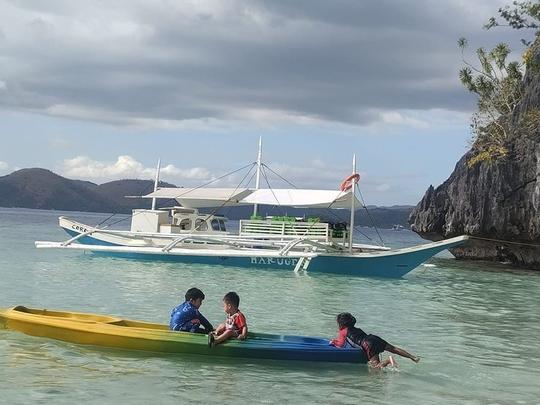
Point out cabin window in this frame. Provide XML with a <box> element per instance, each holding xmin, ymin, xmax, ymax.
<box><xmin>179</xmin><ymin>218</ymin><xmax>192</xmax><ymax>230</ymax></box>
<box><xmin>211</xmin><ymin>219</ymin><xmax>226</xmax><ymax>231</ymax></box>
<box><xmin>195</xmin><ymin>219</ymin><xmax>208</xmax><ymax>231</ymax></box>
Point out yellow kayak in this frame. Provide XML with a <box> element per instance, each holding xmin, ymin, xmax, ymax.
<box><xmin>0</xmin><ymin>306</ymin><xmax>366</xmax><ymax>363</ymax></box>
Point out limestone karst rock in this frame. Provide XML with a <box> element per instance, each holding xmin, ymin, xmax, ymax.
<box><xmin>409</xmin><ymin>40</ymin><xmax>540</xmax><ymax>270</ymax></box>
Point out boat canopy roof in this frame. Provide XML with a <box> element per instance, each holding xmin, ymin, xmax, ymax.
<box><xmin>241</xmin><ymin>189</ymin><xmax>357</xmax><ymax>209</ymax></box>
<box><xmin>143</xmin><ymin>187</ymin><xmax>359</xmax><ymax>209</ymax></box>
<box><xmin>143</xmin><ymin>188</ymin><xmax>252</xmax><ymax>208</ymax></box>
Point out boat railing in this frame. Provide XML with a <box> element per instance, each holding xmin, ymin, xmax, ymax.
<box><xmin>61</xmin><ymin>226</ymin><xmax>334</xmax><ymax>244</ymax></box>
<box><xmin>239</xmin><ymin>220</ymin><xmax>329</xmax><ymax>241</ymax></box>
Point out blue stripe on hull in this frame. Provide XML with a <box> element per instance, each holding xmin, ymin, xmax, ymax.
<box><xmin>89</xmin><ymin>251</ymin><xmax>426</xmax><ymax>277</ymax></box>
<box><xmin>62</xmin><ymin>228</ymin><xmax>461</xmax><ymax>278</ymax></box>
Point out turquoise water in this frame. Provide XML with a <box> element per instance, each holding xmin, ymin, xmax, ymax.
<box><xmin>1</xmin><ymin>208</ymin><xmax>539</xmax><ymax>404</ymax></box>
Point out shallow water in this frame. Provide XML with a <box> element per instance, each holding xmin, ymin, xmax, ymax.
<box><xmin>0</xmin><ymin>208</ymin><xmax>539</xmax><ymax>404</ymax></box>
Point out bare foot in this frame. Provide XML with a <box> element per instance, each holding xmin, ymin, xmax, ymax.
<box><xmin>412</xmin><ymin>356</ymin><xmax>420</xmax><ymax>363</ymax></box>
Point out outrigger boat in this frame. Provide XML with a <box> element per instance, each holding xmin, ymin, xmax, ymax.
<box><xmin>35</xmin><ymin>139</ymin><xmax>468</xmax><ymax>278</ymax></box>
<box><xmin>0</xmin><ymin>306</ymin><xmax>366</xmax><ymax>363</ymax></box>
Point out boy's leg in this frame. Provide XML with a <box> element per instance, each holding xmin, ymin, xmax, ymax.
<box><xmin>213</xmin><ymin>329</ymin><xmax>237</xmax><ymax>345</ymax></box>
<box><xmin>378</xmin><ymin>356</ymin><xmax>396</xmax><ymax>368</ymax></box>
<box><xmin>368</xmin><ymin>354</ymin><xmax>383</xmax><ymax>368</ymax></box>
<box><xmin>188</xmin><ymin>322</ymin><xmax>205</xmax><ymax>333</ymax></box>
<box><xmin>385</xmin><ymin>343</ymin><xmax>420</xmax><ymax>363</ymax></box>
<box><xmin>214</xmin><ymin>323</ymin><xmax>226</xmax><ymax>336</ymax></box>
<box><xmin>368</xmin><ymin>354</ymin><xmax>387</xmax><ymax>368</ymax></box>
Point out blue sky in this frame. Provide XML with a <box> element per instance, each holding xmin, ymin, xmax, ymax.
<box><xmin>0</xmin><ymin>0</ymin><xmax>528</xmax><ymax>205</ymax></box>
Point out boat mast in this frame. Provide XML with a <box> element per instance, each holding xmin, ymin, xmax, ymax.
<box><xmin>253</xmin><ymin>137</ymin><xmax>262</xmax><ymax>217</ymax></box>
<box><xmin>151</xmin><ymin>158</ymin><xmax>161</xmax><ymax>210</ymax></box>
<box><xmin>348</xmin><ymin>154</ymin><xmax>356</xmax><ymax>254</ymax></box>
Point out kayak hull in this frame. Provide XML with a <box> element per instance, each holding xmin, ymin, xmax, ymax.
<box><xmin>0</xmin><ymin>306</ymin><xmax>366</xmax><ymax>364</ymax></box>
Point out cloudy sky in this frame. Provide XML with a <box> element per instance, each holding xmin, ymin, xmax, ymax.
<box><xmin>0</xmin><ymin>0</ymin><xmax>528</xmax><ymax>205</ymax></box>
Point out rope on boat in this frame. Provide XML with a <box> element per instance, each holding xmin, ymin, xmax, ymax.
<box><xmin>265</xmin><ymin>163</ymin><xmax>380</xmax><ymax>245</ymax></box>
<box><xmin>193</xmin><ymin>162</ymin><xmax>258</xmax><ymax>231</ymax></box>
<box><xmin>261</xmin><ymin>163</ymin><xmax>297</xmax><ymax>188</ymax></box>
<box><xmin>94</xmin><ymin>212</ymin><xmax>116</xmax><ymax>228</ymax></box>
<box><xmin>82</xmin><ymin>162</ymin><xmax>260</xmax><ymax>232</ymax></box>
<box><xmin>76</xmin><ymin>159</ymin><xmax>387</xmax><ymax>250</ymax></box>
<box><xmin>261</xmin><ymin>165</ymin><xmax>284</xmax><ymax>209</ymax></box>
<box><xmin>469</xmin><ymin>236</ymin><xmax>540</xmax><ymax>248</ymax></box>
<box><xmin>260</xmin><ymin>163</ymin><xmax>383</xmax><ymax>247</ymax></box>
<box><xmin>218</xmin><ymin>166</ymin><xmax>258</xmax><ymax>220</ymax></box>
<box><xmin>87</xmin><ymin>180</ymin><xmax>160</xmax><ymax>229</ymax></box>
<box><xmin>261</xmin><ymin>163</ymin><xmax>339</xmax><ymax>237</ymax></box>
<box><xmin>169</xmin><ymin>162</ymin><xmax>258</xmax><ymax>200</ymax></box>
<box><xmin>354</xmin><ymin>187</ymin><xmax>385</xmax><ymax>247</ymax></box>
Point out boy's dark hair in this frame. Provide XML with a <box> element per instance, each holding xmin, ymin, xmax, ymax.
<box><xmin>185</xmin><ymin>287</ymin><xmax>205</xmax><ymax>302</ymax></box>
<box><xmin>223</xmin><ymin>291</ymin><xmax>240</xmax><ymax>307</ymax></box>
<box><xmin>337</xmin><ymin>312</ymin><xmax>356</xmax><ymax>329</ymax></box>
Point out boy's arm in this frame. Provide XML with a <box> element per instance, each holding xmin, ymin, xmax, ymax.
<box><xmin>198</xmin><ymin>313</ymin><xmax>214</xmax><ymax>333</ymax></box>
<box><xmin>329</xmin><ymin>328</ymin><xmax>347</xmax><ymax>347</ymax></box>
<box><xmin>236</xmin><ymin>313</ymin><xmax>248</xmax><ymax>340</ymax></box>
<box><xmin>238</xmin><ymin>325</ymin><xmax>248</xmax><ymax>340</ymax></box>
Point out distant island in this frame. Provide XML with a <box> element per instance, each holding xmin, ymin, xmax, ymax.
<box><xmin>0</xmin><ymin>168</ymin><xmax>413</xmax><ymax>229</ymax></box>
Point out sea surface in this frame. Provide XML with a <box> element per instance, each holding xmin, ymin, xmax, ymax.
<box><xmin>0</xmin><ymin>207</ymin><xmax>539</xmax><ymax>405</ymax></box>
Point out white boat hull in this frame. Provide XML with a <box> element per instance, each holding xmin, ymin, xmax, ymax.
<box><xmin>37</xmin><ymin>218</ymin><xmax>469</xmax><ymax>277</ymax></box>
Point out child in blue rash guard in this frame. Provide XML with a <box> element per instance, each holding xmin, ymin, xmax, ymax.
<box><xmin>330</xmin><ymin>312</ymin><xmax>420</xmax><ymax>368</ymax></box>
<box><xmin>170</xmin><ymin>288</ymin><xmax>213</xmax><ymax>334</ymax></box>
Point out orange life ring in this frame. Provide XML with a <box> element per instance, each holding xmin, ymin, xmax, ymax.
<box><xmin>339</xmin><ymin>173</ymin><xmax>360</xmax><ymax>192</ymax></box>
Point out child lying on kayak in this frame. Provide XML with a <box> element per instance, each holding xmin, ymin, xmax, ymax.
<box><xmin>208</xmin><ymin>291</ymin><xmax>247</xmax><ymax>347</ymax></box>
<box><xmin>329</xmin><ymin>312</ymin><xmax>420</xmax><ymax>368</ymax></box>
<box><xmin>169</xmin><ymin>287</ymin><xmax>213</xmax><ymax>334</ymax></box>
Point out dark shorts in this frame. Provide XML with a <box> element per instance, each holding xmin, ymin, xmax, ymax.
<box><xmin>361</xmin><ymin>334</ymin><xmax>387</xmax><ymax>360</ymax></box>
<box><xmin>177</xmin><ymin>321</ymin><xmax>207</xmax><ymax>334</ymax></box>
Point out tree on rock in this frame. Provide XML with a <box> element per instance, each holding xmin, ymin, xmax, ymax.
<box><xmin>458</xmin><ymin>1</ymin><xmax>540</xmax><ymax>167</ymax></box>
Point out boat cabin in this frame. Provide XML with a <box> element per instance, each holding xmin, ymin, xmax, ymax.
<box><xmin>130</xmin><ymin>207</ymin><xmax>227</xmax><ymax>235</ymax></box>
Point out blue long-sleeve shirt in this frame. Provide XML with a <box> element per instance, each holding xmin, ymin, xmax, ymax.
<box><xmin>169</xmin><ymin>301</ymin><xmax>213</xmax><ymax>333</ymax></box>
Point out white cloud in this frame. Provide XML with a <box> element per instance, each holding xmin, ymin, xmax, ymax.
<box><xmin>265</xmin><ymin>161</ymin><xmax>349</xmax><ymax>190</ymax></box>
<box><xmin>379</xmin><ymin>111</ymin><xmax>430</xmax><ymax>129</ymax></box>
<box><xmin>0</xmin><ymin>0</ymin><xmax>525</xmax><ymax>128</ymax></box>
<box><xmin>60</xmin><ymin>155</ymin><xmax>211</xmax><ymax>183</ymax></box>
<box><xmin>0</xmin><ymin>161</ymin><xmax>8</xmax><ymax>172</ymax></box>
<box><xmin>55</xmin><ymin>155</ymin><xmax>413</xmax><ymax>205</ymax></box>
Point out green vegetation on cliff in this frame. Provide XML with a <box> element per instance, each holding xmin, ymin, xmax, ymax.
<box><xmin>458</xmin><ymin>1</ymin><xmax>540</xmax><ymax>167</ymax></box>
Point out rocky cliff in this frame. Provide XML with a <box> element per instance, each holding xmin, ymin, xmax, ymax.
<box><xmin>409</xmin><ymin>42</ymin><xmax>540</xmax><ymax>270</ymax></box>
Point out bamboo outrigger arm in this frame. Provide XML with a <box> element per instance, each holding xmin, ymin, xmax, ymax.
<box><xmin>61</xmin><ymin>227</ymin><xmax>99</xmax><ymax>246</ymax></box>
<box><xmin>161</xmin><ymin>235</ymin><xmax>244</xmax><ymax>252</ymax></box>
<box><xmin>278</xmin><ymin>237</ymin><xmax>342</xmax><ymax>256</ymax></box>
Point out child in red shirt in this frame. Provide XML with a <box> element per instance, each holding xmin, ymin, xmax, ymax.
<box><xmin>209</xmin><ymin>292</ymin><xmax>247</xmax><ymax>347</ymax></box>
<box><xmin>330</xmin><ymin>312</ymin><xmax>420</xmax><ymax>368</ymax></box>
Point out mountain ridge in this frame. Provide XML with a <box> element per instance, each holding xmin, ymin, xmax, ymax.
<box><xmin>0</xmin><ymin>168</ymin><xmax>414</xmax><ymax>228</ymax></box>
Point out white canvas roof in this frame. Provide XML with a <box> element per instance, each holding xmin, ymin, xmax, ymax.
<box><xmin>143</xmin><ymin>187</ymin><xmax>358</xmax><ymax>209</ymax></box>
<box><xmin>240</xmin><ymin>189</ymin><xmax>359</xmax><ymax>209</ymax></box>
<box><xmin>143</xmin><ymin>188</ymin><xmax>252</xmax><ymax>208</ymax></box>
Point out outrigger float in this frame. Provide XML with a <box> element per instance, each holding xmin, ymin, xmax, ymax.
<box><xmin>35</xmin><ymin>139</ymin><xmax>468</xmax><ymax>278</ymax></box>
<box><xmin>0</xmin><ymin>306</ymin><xmax>367</xmax><ymax>363</ymax></box>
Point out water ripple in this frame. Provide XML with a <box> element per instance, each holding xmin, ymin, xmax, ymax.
<box><xmin>0</xmin><ymin>209</ymin><xmax>539</xmax><ymax>404</ymax></box>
